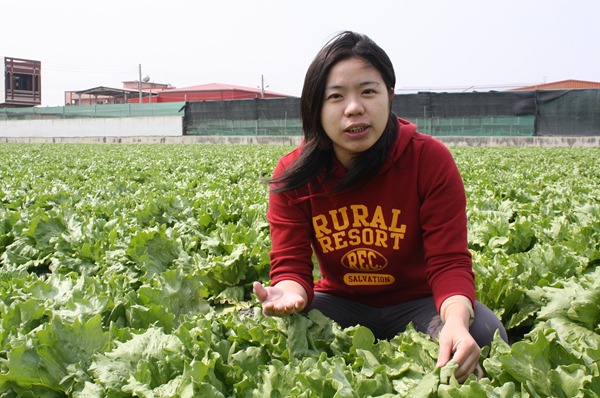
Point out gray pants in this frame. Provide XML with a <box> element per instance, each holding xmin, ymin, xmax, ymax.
<box><xmin>306</xmin><ymin>292</ymin><xmax>508</xmax><ymax>347</ymax></box>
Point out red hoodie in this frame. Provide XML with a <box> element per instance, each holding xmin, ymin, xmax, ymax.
<box><xmin>267</xmin><ymin>118</ymin><xmax>475</xmax><ymax>312</ymax></box>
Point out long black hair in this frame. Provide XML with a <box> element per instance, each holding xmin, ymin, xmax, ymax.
<box><xmin>271</xmin><ymin>31</ymin><xmax>398</xmax><ymax>193</ymax></box>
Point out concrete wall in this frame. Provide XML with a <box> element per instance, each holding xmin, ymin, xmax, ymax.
<box><xmin>2</xmin><ymin>134</ymin><xmax>599</xmax><ymax>147</ymax></box>
<box><xmin>0</xmin><ymin>116</ymin><xmax>182</xmax><ymax>138</ymax></box>
<box><xmin>0</xmin><ymin>116</ymin><xmax>598</xmax><ymax>146</ymax></box>
<box><xmin>435</xmin><ymin>136</ymin><xmax>600</xmax><ymax>147</ymax></box>
<box><xmin>0</xmin><ymin>135</ymin><xmax>301</xmax><ymax>145</ymax></box>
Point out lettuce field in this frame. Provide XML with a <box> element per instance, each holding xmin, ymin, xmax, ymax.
<box><xmin>0</xmin><ymin>143</ymin><xmax>598</xmax><ymax>397</ymax></box>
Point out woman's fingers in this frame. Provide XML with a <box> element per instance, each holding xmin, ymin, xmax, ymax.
<box><xmin>453</xmin><ymin>347</ymin><xmax>482</xmax><ymax>382</ymax></box>
<box><xmin>253</xmin><ymin>282</ymin><xmax>304</xmax><ymax>317</ymax></box>
<box><xmin>252</xmin><ymin>281</ymin><xmax>268</xmax><ymax>302</ymax></box>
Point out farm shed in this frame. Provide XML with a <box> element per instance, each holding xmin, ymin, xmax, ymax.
<box><xmin>67</xmin><ymin>81</ymin><xmax>172</xmax><ymax>105</ymax></box>
<box><xmin>65</xmin><ymin>86</ymin><xmax>145</xmax><ymax>106</ymax></box>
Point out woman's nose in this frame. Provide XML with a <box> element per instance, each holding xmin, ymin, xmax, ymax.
<box><xmin>344</xmin><ymin>96</ymin><xmax>365</xmax><ymax>116</ymax></box>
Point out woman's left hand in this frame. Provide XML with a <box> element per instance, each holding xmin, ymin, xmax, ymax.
<box><xmin>436</xmin><ymin>312</ymin><xmax>482</xmax><ymax>382</ymax></box>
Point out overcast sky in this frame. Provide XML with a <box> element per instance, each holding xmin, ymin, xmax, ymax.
<box><xmin>4</xmin><ymin>0</ymin><xmax>599</xmax><ymax>106</ymax></box>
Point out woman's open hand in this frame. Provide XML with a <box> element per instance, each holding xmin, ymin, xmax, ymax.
<box><xmin>253</xmin><ymin>281</ymin><xmax>307</xmax><ymax>317</ymax></box>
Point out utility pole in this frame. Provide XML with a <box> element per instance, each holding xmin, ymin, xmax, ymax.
<box><xmin>259</xmin><ymin>75</ymin><xmax>270</xmax><ymax>98</ymax></box>
<box><xmin>138</xmin><ymin>64</ymin><xmax>142</xmax><ymax>103</ymax></box>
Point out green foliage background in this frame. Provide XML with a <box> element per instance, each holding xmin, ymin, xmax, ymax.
<box><xmin>0</xmin><ymin>144</ymin><xmax>598</xmax><ymax>397</ymax></box>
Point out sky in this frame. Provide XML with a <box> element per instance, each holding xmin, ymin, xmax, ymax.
<box><xmin>3</xmin><ymin>0</ymin><xmax>600</xmax><ymax>107</ymax></box>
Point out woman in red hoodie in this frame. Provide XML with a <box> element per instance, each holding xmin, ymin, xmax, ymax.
<box><xmin>253</xmin><ymin>31</ymin><xmax>507</xmax><ymax>382</ymax></box>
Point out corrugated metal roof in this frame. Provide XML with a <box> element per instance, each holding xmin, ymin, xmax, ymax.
<box><xmin>164</xmin><ymin>82</ymin><xmax>287</xmax><ymax>96</ymax></box>
<box><xmin>513</xmin><ymin>79</ymin><xmax>600</xmax><ymax>90</ymax></box>
<box><xmin>73</xmin><ymin>86</ymin><xmax>141</xmax><ymax>96</ymax></box>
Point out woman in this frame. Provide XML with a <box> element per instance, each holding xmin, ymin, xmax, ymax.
<box><xmin>253</xmin><ymin>31</ymin><xmax>507</xmax><ymax>382</ymax></box>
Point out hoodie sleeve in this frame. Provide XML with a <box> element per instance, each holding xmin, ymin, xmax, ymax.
<box><xmin>417</xmin><ymin>138</ymin><xmax>476</xmax><ymax>312</ymax></box>
<box><xmin>266</xmin><ymin>157</ymin><xmax>316</xmax><ymax>306</ymax></box>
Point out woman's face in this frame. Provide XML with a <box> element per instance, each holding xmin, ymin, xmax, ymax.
<box><xmin>320</xmin><ymin>57</ymin><xmax>392</xmax><ymax>169</ymax></box>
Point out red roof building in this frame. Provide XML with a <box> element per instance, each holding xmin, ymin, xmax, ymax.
<box><xmin>513</xmin><ymin>79</ymin><xmax>600</xmax><ymax>91</ymax></box>
<box><xmin>65</xmin><ymin>82</ymin><xmax>292</xmax><ymax>105</ymax></box>
<box><xmin>151</xmin><ymin>83</ymin><xmax>291</xmax><ymax>103</ymax></box>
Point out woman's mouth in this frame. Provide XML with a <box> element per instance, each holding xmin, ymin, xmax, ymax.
<box><xmin>345</xmin><ymin>125</ymin><xmax>369</xmax><ymax>135</ymax></box>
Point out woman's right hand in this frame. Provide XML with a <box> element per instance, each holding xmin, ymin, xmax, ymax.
<box><xmin>253</xmin><ymin>281</ymin><xmax>307</xmax><ymax>317</ymax></box>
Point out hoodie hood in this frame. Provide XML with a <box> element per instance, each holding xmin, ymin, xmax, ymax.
<box><xmin>383</xmin><ymin>117</ymin><xmax>418</xmax><ymax>171</ymax></box>
<box><xmin>284</xmin><ymin>117</ymin><xmax>419</xmax><ymax>205</ymax></box>
<box><xmin>329</xmin><ymin>117</ymin><xmax>418</xmax><ymax>177</ymax></box>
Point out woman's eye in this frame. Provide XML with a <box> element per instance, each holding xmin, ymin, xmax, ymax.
<box><xmin>327</xmin><ymin>93</ymin><xmax>342</xmax><ymax>100</ymax></box>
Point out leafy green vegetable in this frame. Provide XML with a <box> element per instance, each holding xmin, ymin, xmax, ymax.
<box><xmin>0</xmin><ymin>144</ymin><xmax>598</xmax><ymax>397</ymax></box>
